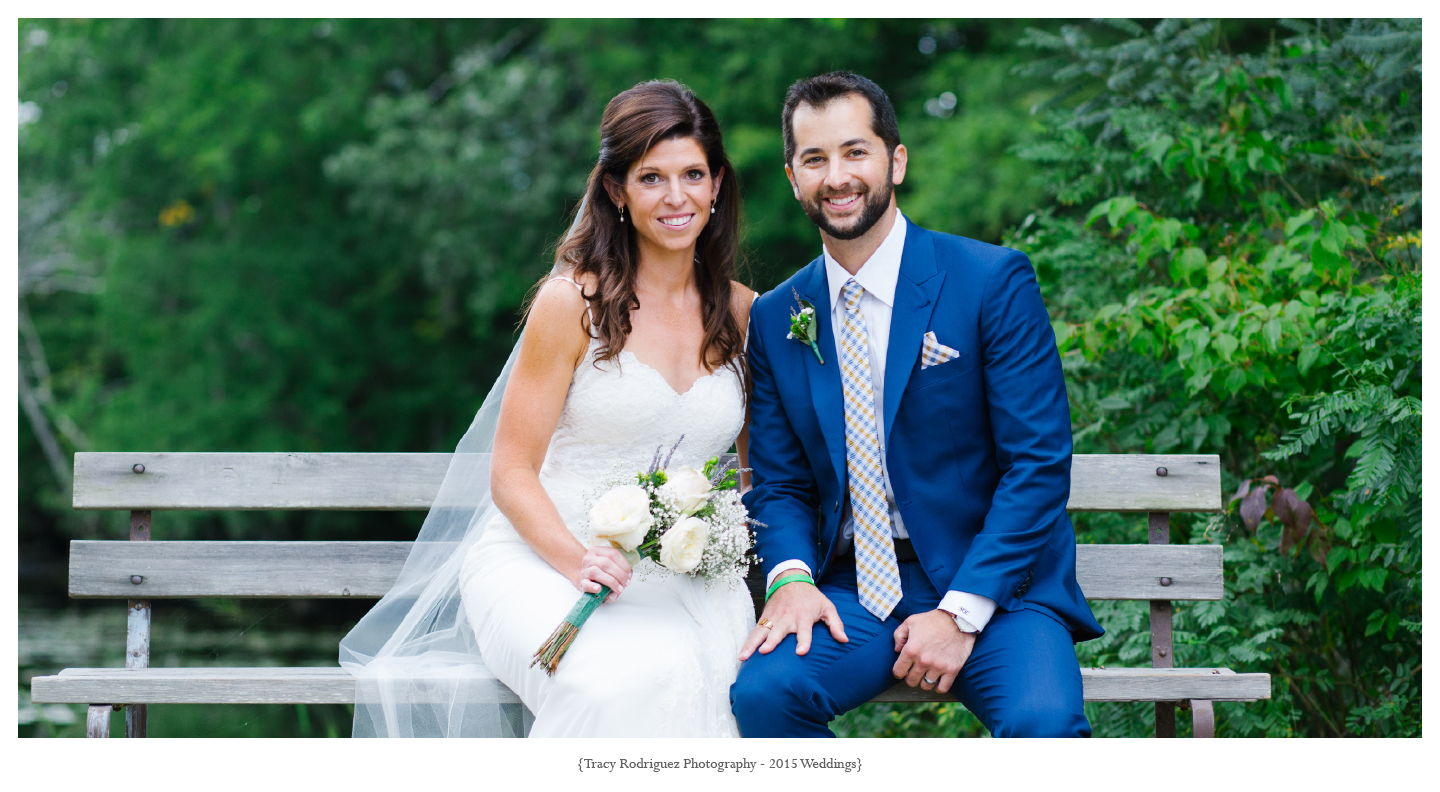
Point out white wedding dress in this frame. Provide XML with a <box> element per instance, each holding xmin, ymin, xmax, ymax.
<box><xmin>458</xmin><ymin>278</ymin><xmax>755</xmax><ymax>737</ymax></box>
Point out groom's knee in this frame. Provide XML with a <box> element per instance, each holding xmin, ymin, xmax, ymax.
<box><xmin>730</xmin><ymin>655</ymin><xmax>835</xmax><ymax>737</ymax></box>
<box><xmin>989</xmin><ymin>700</ymin><xmax>1090</xmax><ymax>738</ymax></box>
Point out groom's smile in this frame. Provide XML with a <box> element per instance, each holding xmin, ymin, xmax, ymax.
<box><xmin>786</xmin><ymin>92</ymin><xmax>906</xmax><ymax>244</ymax></box>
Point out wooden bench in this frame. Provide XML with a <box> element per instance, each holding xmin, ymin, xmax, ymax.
<box><xmin>31</xmin><ymin>452</ymin><xmax>1270</xmax><ymax>738</ymax></box>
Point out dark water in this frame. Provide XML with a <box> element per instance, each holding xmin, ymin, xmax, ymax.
<box><xmin>20</xmin><ymin>600</ymin><xmax>358</xmax><ymax>738</ymax></box>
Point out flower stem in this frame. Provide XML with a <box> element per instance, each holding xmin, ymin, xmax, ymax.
<box><xmin>530</xmin><ymin>586</ymin><xmax>610</xmax><ymax>676</ymax></box>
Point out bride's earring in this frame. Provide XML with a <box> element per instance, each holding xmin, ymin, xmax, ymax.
<box><xmin>710</xmin><ymin>199</ymin><xmax>716</xmax><ymax>215</ymax></box>
<box><xmin>618</xmin><ymin>205</ymin><xmax>626</xmax><ymax>223</ymax></box>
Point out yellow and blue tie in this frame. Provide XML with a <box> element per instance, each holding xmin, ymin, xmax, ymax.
<box><xmin>838</xmin><ymin>279</ymin><xmax>902</xmax><ymax>620</ymax></box>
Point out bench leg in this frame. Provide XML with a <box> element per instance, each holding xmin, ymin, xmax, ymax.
<box><xmin>1154</xmin><ymin>702</ymin><xmax>1176</xmax><ymax>738</ymax></box>
<box><xmin>1190</xmin><ymin>700</ymin><xmax>1215</xmax><ymax>738</ymax></box>
<box><xmin>125</xmin><ymin>511</ymin><xmax>152</xmax><ymax>738</ymax></box>
<box><xmin>126</xmin><ymin>704</ymin><xmax>148</xmax><ymax>738</ymax></box>
<box><xmin>1148</xmin><ymin>513</ymin><xmax>1176</xmax><ymax>739</ymax></box>
<box><xmin>87</xmin><ymin>705</ymin><xmax>113</xmax><ymax>738</ymax></box>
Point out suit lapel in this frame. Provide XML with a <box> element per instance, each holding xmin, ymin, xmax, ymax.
<box><xmin>882</xmin><ymin>224</ymin><xmax>944</xmax><ymax>439</ymax></box>
<box><xmin>799</xmin><ymin>258</ymin><xmax>847</xmax><ymax>491</ymax></box>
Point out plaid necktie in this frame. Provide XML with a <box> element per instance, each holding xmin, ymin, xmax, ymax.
<box><xmin>838</xmin><ymin>279</ymin><xmax>902</xmax><ymax>620</ymax></box>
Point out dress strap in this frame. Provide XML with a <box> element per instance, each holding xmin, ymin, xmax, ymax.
<box><xmin>550</xmin><ymin>274</ymin><xmax>597</xmax><ymax>337</ymax></box>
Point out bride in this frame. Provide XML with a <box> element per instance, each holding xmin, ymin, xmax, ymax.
<box><xmin>340</xmin><ymin>80</ymin><xmax>757</xmax><ymax>738</ymax></box>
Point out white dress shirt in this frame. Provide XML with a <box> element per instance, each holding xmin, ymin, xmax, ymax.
<box><xmin>766</xmin><ymin>213</ymin><xmax>997</xmax><ymax>633</ymax></box>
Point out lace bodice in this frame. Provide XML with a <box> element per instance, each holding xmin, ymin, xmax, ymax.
<box><xmin>545</xmin><ymin>344</ymin><xmax>745</xmax><ymax>481</ymax></box>
<box><xmin>478</xmin><ymin>279</ymin><xmax>746</xmax><ymax>545</ymax></box>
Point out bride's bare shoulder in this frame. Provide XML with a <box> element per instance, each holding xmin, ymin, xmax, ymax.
<box><xmin>524</xmin><ymin>275</ymin><xmax>593</xmax><ymax>361</ymax></box>
<box><xmin>729</xmin><ymin>281</ymin><xmax>757</xmax><ymax>327</ymax></box>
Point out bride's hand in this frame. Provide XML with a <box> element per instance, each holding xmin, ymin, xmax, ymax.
<box><xmin>574</xmin><ymin>546</ymin><xmax>633</xmax><ymax>603</ymax></box>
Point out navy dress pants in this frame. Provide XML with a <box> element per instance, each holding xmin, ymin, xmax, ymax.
<box><xmin>730</xmin><ymin>553</ymin><xmax>1090</xmax><ymax>737</ymax></box>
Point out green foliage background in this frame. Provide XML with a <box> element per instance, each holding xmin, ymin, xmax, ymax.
<box><xmin>19</xmin><ymin>19</ymin><xmax>1419</xmax><ymax>738</ymax></box>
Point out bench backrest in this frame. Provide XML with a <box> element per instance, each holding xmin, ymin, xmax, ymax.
<box><xmin>73</xmin><ymin>452</ymin><xmax>1222</xmax><ymax>513</ymax></box>
<box><xmin>68</xmin><ymin>452</ymin><xmax>1223</xmax><ymax>604</ymax></box>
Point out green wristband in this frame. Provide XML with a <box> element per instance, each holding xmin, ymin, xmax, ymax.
<box><xmin>765</xmin><ymin>572</ymin><xmax>814</xmax><ymax>602</ymax></box>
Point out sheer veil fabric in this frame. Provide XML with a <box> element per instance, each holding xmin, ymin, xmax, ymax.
<box><xmin>338</xmin><ymin>203</ymin><xmax>589</xmax><ymax>738</ymax></box>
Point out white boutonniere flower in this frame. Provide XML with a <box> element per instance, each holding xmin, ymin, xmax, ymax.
<box><xmin>787</xmin><ymin>287</ymin><xmax>824</xmax><ymax>364</ymax></box>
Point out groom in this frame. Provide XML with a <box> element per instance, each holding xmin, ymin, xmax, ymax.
<box><xmin>732</xmin><ymin>72</ymin><xmax>1104</xmax><ymax>738</ymax></box>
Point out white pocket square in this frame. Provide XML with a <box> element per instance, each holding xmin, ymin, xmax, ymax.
<box><xmin>920</xmin><ymin>331</ymin><xmax>961</xmax><ymax>369</ymax></box>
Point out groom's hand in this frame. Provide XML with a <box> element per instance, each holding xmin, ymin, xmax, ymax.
<box><xmin>739</xmin><ymin>582</ymin><xmax>848</xmax><ymax>660</ymax></box>
<box><xmin>892</xmin><ymin>610</ymin><xmax>976</xmax><ymax>695</ymax></box>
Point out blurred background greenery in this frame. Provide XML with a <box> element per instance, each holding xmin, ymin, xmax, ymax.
<box><xmin>19</xmin><ymin>18</ymin><xmax>1419</xmax><ymax>738</ymax></box>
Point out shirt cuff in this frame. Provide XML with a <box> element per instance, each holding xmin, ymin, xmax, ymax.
<box><xmin>766</xmin><ymin>559</ymin><xmax>814</xmax><ymax>588</ymax></box>
<box><xmin>938</xmin><ymin>591</ymin><xmax>997</xmax><ymax>633</ymax></box>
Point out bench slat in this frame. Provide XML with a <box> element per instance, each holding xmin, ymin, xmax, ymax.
<box><xmin>30</xmin><ymin>666</ymin><xmax>1268</xmax><ymax>705</ymax></box>
<box><xmin>73</xmin><ymin>452</ymin><xmax>1222</xmax><ymax>512</ymax></box>
<box><xmin>31</xmin><ymin>667</ymin><xmax>522</xmax><ymax>705</ymax></box>
<box><xmin>875</xmin><ymin>667</ymin><xmax>1271</xmax><ymax>703</ymax></box>
<box><xmin>70</xmin><ymin>541</ymin><xmax>1223</xmax><ymax>601</ymax></box>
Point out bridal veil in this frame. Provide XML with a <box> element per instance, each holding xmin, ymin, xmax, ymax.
<box><xmin>337</xmin><ymin>202</ymin><xmax>588</xmax><ymax>738</ymax></box>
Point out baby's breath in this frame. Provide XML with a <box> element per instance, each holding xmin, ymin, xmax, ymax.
<box><xmin>580</xmin><ymin>452</ymin><xmax>756</xmax><ymax>585</ymax></box>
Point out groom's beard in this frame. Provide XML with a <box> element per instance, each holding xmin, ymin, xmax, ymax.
<box><xmin>799</xmin><ymin>164</ymin><xmax>895</xmax><ymax>242</ymax></box>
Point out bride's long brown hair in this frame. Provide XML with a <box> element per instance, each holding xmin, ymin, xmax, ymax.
<box><xmin>547</xmin><ymin>80</ymin><xmax>745</xmax><ymax>387</ymax></box>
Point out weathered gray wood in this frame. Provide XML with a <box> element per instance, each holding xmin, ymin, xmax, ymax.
<box><xmin>73</xmin><ymin>452</ymin><xmax>459</xmax><ymax>511</ymax></box>
<box><xmin>36</xmin><ymin>666</ymin><xmax>1266</xmax><ymax>706</ymax></box>
<box><xmin>70</xmin><ymin>541</ymin><xmax>418</xmax><ymax>599</ymax></box>
<box><xmin>33</xmin><ymin>667</ymin><xmax>523</xmax><ymax>705</ymax></box>
<box><xmin>86</xmin><ymin>704</ymin><xmax>111</xmax><ymax>738</ymax></box>
<box><xmin>1077</xmin><ymin>544</ymin><xmax>1221</xmax><ymax>600</ymax></box>
<box><xmin>1069</xmin><ymin>454</ymin><xmax>1220</xmax><ymax>512</ymax></box>
<box><xmin>873</xmin><ymin>668</ymin><xmax>1270</xmax><ymax>703</ymax></box>
<box><xmin>74</xmin><ymin>452</ymin><xmax>1220</xmax><ymax>512</ymax></box>
<box><xmin>125</xmin><ymin>601</ymin><xmax>150</xmax><ymax>668</ymax></box>
<box><xmin>71</xmin><ymin>541</ymin><xmax>1223</xmax><ymax>601</ymax></box>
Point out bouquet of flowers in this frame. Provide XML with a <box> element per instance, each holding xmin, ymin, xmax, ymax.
<box><xmin>530</xmin><ymin>437</ymin><xmax>758</xmax><ymax>675</ymax></box>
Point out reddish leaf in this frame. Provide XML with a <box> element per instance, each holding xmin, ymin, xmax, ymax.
<box><xmin>1240</xmin><ymin>486</ymin><xmax>1268</xmax><ymax>530</ymax></box>
<box><xmin>1273</xmin><ymin>487</ymin><xmax>1300</xmax><ymax>526</ymax></box>
<box><xmin>1294</xmin><ymin>498</ymin><xmax>1315</xmax><ymax>537</ymax></box>
<box><xmin>1262</xmin><ymin>475</ymin><xmax>1280</xmax><ymax>485</ymax></box>
<box><xmin>1307</xmin><ymin>519</ymin><xmax>1331</xmax><ymax>565</ymax></box>
<box><xmin>1229</xmin><ymin>478</ymin><xmax>1252</xmax><ymax>506</ymax></box>
<box><xmin>1274</xmin><ymin>488</ymin><xmax>1300</xmax><ymax>554</ymax></box>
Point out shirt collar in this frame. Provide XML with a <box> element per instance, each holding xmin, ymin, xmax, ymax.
<box><xmin>824</xmin><ymin>211</ymin><xmax>906</xmax><ymax>312</ymax></box>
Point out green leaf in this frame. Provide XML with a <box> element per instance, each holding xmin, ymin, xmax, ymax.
<box><xmin>1370</xmin><ymin>517</ymin><xmax>1399</xmax><ymax>544</ymax></box>
<box><xmin>1157</xmin><ymin>218</ymin><xmax>1183</xmax><ymax>251</ymax></box>
<box><xmin>1050</xmin><ymin>320</ymin><xmax>1071</xmax><ymax>348</ymax></box>
<box><xmin>1310</xmin><ymin>238</ymin><xmax>1345</xmax><ymax>277</ymax></box>
<box><xmin>1320</xmin><ymin>220</ymin><xmax>1348</xmax><ymax>255</ymax></box>
<box><xmin>1206</xmin><ymin>255</ymin><xmax>1229</xmax><ymax>283</ymax></box>
<box><xmin>1214</xmin><ymin>333</ymin><xmax>1239</xmax><ymax>361</ymax></box>
<box><xmin>1297</xmin><ymin>345</ymin><xmax>1320</xmax><ymax>374</ymax></box>
<box><xmin>1224</xmin><ymin>367</ymin><xmax>1246</xmax><ymax>395</ymax></box>
<box><xmin>1171</xmin><ymin>247</ymin><xmax>1207</xmax><ymax>285</ymax></box>
<box><xmin>1262</xmin><ymin>318</ymin><xmax>1282</xmax><ymax>350</ymax></box>
<box><xmin>1145</xmin><ymin>134</ymin><xmax>1174</xmax><ymax>165</ymax></box>
<box><xmin>1284</xmin><ymin>209</ymin><xmax>1316</xmax><ymax>238</ymax></box>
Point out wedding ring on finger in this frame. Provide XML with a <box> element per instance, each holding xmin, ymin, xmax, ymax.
<box><xmin>922</xmin><ymin>676</ymin><xmax>938</xmax><ymax>686</ymax></box>
<box><xmin>757</xmin><ymin>618</ymin><xmax>773</xmax><ymax>630</ymax></box>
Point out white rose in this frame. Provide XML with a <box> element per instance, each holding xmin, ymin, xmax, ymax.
<box><xmin>588</xmin><ymin>484</ymin><xmax>654</xmax><ymax>551</ymax></box>
<box><xmin>659</xmin><ymin>465</ymin><xmax>714</xmax><ymax>515</ymax></box>
<box><xmin>659</xmin><ymin>516</ymin><xmax>710</xmax><ymax>574</ymax></box>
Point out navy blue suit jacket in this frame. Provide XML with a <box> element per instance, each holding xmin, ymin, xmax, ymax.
<box><xmin>743</xmin><ymin>220</ymin><xmax>1103</xmax><ymax>642</ymax></box>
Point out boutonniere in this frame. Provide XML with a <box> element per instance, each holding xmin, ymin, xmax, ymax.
<box><xmin>787</xmin><ymin>287</ymin><xmax>824</xmax><ymax>364</ymax></box>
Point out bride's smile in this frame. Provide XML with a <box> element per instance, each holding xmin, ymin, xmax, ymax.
<box><xmin>612</xmin><ymin>136</ymin><xmax>721</xmax><ymax>258</ymax></box>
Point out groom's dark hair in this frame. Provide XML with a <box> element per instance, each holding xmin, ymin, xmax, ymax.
<box><xmin>782</xmin><ymin>71</ymin><xmax>901</xmax><ymax>166</ymax></box>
